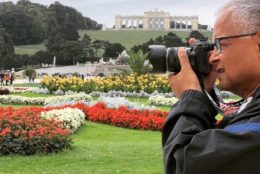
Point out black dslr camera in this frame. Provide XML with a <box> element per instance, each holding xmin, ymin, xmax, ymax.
<box><xmin>148</xmin><ymin>40</ymin><xmax>214</xmax><ymax>74</ymax></box>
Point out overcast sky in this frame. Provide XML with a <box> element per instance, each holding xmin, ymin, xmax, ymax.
<box><xmin>1</xmin><ymin>0</ymin><xmax>230</xmax><ymax>28</ymax></box>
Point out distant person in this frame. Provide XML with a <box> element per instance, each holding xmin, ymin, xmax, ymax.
<box><xmin>0</xmin><ymin>71</ymin><xmax>4</xmax><ymax>86</ymax></box>
<box><xmin>4</xmin><ymin>71</ymin><xmax>10</xmax><ymax>86</ymax></box>
<box><xmin>10</xmin><ymin>68</ymin><xmax>16</xmax><ymax>85</ymax></box>
<box><xmin>30</xmin><ymin>72</ymin><xmax>36</xmax><ymax>83</ymax></box>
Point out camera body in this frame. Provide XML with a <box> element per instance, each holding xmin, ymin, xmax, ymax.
<box><xmin>148</xmin><ymin>40</ymin><xmax>214</xmax><ymax>74</ymax></box>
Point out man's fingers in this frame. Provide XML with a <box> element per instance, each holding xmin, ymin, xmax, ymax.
<box><xmin>188</xmin><ymin>38</ymin><xmax>196</xmax><ymax>46</ymax></box>
<box><xmin>177</xmin><ymin>47</ymin><xmax>192</xmax><ymax>71</ymax></box>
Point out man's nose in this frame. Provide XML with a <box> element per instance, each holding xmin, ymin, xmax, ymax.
<box><xmin>209</xmin><ymin>48</ymin><xmax>220</xmax><ymax>64</ymax></box>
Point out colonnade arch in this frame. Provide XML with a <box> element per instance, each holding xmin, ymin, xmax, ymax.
<box><xmin>115</xmin><ymin>10</ymin><xmax>199</xmax><ymax>30</ymax></box>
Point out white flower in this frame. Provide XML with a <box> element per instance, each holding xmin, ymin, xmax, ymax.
<box><xmin>40</xmin><ymin>107</ymin><xmax>85</xmax><ymax>134</ymax></box>
<box><xmin>44</xmin><ymin>93</ymin><xmax>92</xmax><ymax>106</ymax></box>
<box><xmin>148</xmin><ymin>95</ymin><xmax>178</xmax><ymax>106</ymax></box>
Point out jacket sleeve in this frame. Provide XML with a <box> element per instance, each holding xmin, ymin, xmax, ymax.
<box><xmin>162</xmin><ymin>90</ymin><xmax>260</xmax><ymax>174</ymax></box>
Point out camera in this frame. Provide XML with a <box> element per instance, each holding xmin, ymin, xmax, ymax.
<box><xmin>148</xmin><ymin>40</ymin><xmax>215</xmax><ymax>74</ymax></box>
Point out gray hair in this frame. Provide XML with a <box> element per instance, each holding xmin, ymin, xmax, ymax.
<box><xmin>218</xmin><ymin>0</ymin><xmax>260</xmax><ymax>32</ymax></box>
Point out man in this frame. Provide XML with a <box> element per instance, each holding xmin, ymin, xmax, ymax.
<box><xmin>162</xmin><ymin>0</ymin><xmax>260</xmax><ymax>174</ymax></box>
<box><xmin>10</xmin><ymin>68</ymin><xmax>15</xmax><ymax>85</ymax></box>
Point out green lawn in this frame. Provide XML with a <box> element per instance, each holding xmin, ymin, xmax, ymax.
<box><xmin>14</xmin><ymin>30</ymin><xmax>212</xmax><ymax>56</ymax></box>
<box><xmin>14</xmin><ymin>44</ymin><xmax>46</xmax><ymax>55</ymax></box>
<box><xmin>126</xmin><ymin>97</ymin><xmax>171</xmax><ymax>111</ymax></box>
<box><xmin>0</xmin><ymin>122</ymin><xmax>163</xmax><ymax>174</ymax></box>
<box><xmin>92</xmin><ymin>96</ymin><xmax>171</xmax><ymax>112</ymax></box>
<box><xmin>13</xmin><ymin>83</ymin><xmax>41</xmax><ymax>88</ymax></box>
<box><xmin>80</xmin><ymin>30</ymin><xmax>212</xmax><ymax>50</ymax></box>
<box><xmin>12</xmin><ymin>91</ymin><xmax>53</xmax><ymax>98</ymax></box>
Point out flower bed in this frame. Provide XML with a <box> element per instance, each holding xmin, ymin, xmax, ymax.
<box><xmin>0</xmin><ymin>95</ymin><xmax>46</xmax><ymax>105</ymax></box>
<box><xmin>40</xmin><ymin>107</ymin><xmax>85</xmax><ymax>133</ymax></box>
<box><xmin>0</xmin><ymin>107</ymin><xmax>71</xmax><ymax>155</ymax></box>
<box><xmin>148</xmin><ymin>95</ymin><xmax>178</xmax><ymax>106</ymax></box>
<box><xmin>0</xmin><ymin>86</ymin><xmax>32</xmax><ymax>94</ymax></box>
<box><xmin>76</xmin><ymin>103</ymin><xmax>168</xmax><ymax>131</ymax></box>
<box><xmin>41</xmin><ymin>74</ymin><xmax>171</xmax><ymax>94</ymax></box>
<box><xmin>0</xmin><ymin>93</ymin><xmax>92</xmax><ymax>106</ymax></box>
<box><xmin>44</xmin><ymin>93</ymin><xmax>92</xmax><ymax>106</ymax></box>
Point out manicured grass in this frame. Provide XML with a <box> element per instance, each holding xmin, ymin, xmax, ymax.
<box><xmin>13</xmin><ymin>30</ymin><xmax>212</xmax><ymax>56</ymax></box>
<box><xmin>126</xmin><ymin>97</ymin><xmax>171</xmax><ymax>111</ymax></box>
<box><xmin>0</xmin><ymin>122</ymin><xmax>163</xmax><ymax>174</ymax></box>
<box><xmin>80</xmin><ymin>30</ymin><xmax>212</xmax><ymax>50</ymax></box>
<box><xmin>13</xmin><ymin>83</ymin><xmax>41</xmax><ymax>88</ymax></box>
<box><xmin>12</xmin><ymin>91</ymin><xmax>53</xmax><ymax>98</ymax></box>
<box><xmin>14</xmin><ymin>44</ymin><xmax>46</xmax><ymax>55</ymax></box>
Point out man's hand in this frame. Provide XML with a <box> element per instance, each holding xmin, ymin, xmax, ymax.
<box><xmin>168</xmin><ymin>47</ymin><xmax>202</xmax><ymax>98</ymax></box>
<box><xmin>203</xmin><ymin>50</ymin><xmax>219</xmax><ymax>92</ymax></box>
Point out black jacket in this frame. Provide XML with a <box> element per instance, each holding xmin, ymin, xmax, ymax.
<box><xmin>162</xmin><ymin>87</ymin><xmax>260</xmax><ymax>174</ymax></box>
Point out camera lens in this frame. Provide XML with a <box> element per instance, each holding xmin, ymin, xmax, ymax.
<box><xmin>148</xmin><ymin>45</ymin><xmax>167</xmax><ymax>73</ymax></box>
<box><xmin>167</xmin><ymin>47</ymin><xmax>181</xmax><ymax>72</ymax></box>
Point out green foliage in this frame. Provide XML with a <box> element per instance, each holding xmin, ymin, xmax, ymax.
<box><xmin>46</xmin><ymin>22</ymin><xmax>81</xmax><ymax>64</ymax></box>
<box><xmin>103</xmin><ymin>42</ymin><xmax>125</xmax><ymax>58</ymax></box>
<box><xmin>23</xmin><ymin>67</ymin><xmax>36</xmax><ymax>77</ymax></box>
<box><xmin>127</xmin><ymin>50</ymin><xmax>152</xmax><ymax>74</ymax></box>
<box><xmin>163</xmin><ymin>32</ymin><xmax>185</xmax><ymax>47</ymax></box>
<box><xmin>131</xmin><ymin>32</ymin><xmax>185</xmax><ymax>53</ymax></box>
<box><xmin>0</xmin><ymin>10</ymin><xmax>44</xmax><ymax>45</ymax></box>
<box><xmin>0</xmin><ymin>0</ymin><xmax>101</xmax><ymax>47</ymax></box>
<box><xmin>80</xmin><ymin>30</ymin><xmax>212</xmax><ymax>50</ymax></box>
<box><xmin>60</xmin><ymin>41</ymin><xmax>84</xmax><ymax>65</ymax></box>
<box><xmin>0</xmin><ymin>22</ymin><xmax>14</xmax><ymax>60</ymax></box>
<box><xmin>186</xmin><ymin>30</ymin><xmax>208</xmax><ymax>41</ymax></box>
<box><xmin>1</xmin><ymin>54</ymin><xmax>23</xmax><ymax>69</ymax></box>
<box><xmin>81</xmin><ymin>34</ymin><xmax>94</xmax><ymax>57</ymax></box>
<box><xmin>47</xmin><ymin>1</ymin><xmax>99</xmax><ymax>30</ymax></box>
<box><xmin>31</xmin><ymin>50</ymin><xmax>52</xmax><ymax>65</ymax></box>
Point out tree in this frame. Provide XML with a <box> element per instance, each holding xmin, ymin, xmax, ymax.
<box><xmin>131</xmin><ymin>32</ymin><xmax>185</xmax><ymax>53</ymax></box>
<box><xmin>163</xmin><ymin>32</ymin><xmax>184</xmax><ymax>47</ymax></box>
<box><xmin>103</xmin><ymin>43</ymin><xmax>125</xmax><ymax>58</ymax></box>
<box><xmin>60</xmin><ymin>41</ymin><xmax>84</xmax><ymax>65</ymax></box>
<box><xmin>1</xmin><ymin>54</ymin><xmax>24</xmax><ymax>69</ymax></box>
<box><xmin>22</xmin><ymin>66</ymin><xmax>36</xmax><ymax>78</ymax></box>
<box><xmin>0</xmin><ymin>10</ymin><xmax>44</xmax><ymax>45</ymax></box>
<box><xmin>32</xmin><ymin>50</ymin><xmax>52</xmax><ymax>66</ymax></box>
<box><xmin>186</xmin><ymin>30</ymin><xmax>208</xmax><ymax>41</ymax></box>
<box><xmin>0</xmin><ymin>24</ymin><xmax>14</xmax><ymax>54</ymax></box>
<box><xmin>92</xmin><ymin>39</ymin><xmax>105</xmax><ymax>58</ymax></box>
<box><xmin>0</xmin><ymin>23</ymin><xmax>14</xmax><ymax>66</ymax></box>
<box><xmin>0</xmin><ymin>2</ymin><xmax>15</xmax><ymax>16</ymax></box>
<box><xmin>198</xmin><ymin>24</ymin><xmax>208</xmax><ymax>30</ymax></box>
<box><xmin>46</xmin><ymin>22</ymin><xmax>79</xmax><ymax>56</ymax></box>
<box><xmin>48</xmin><ymin>1</ymin><xmax>100</xmax><ymax>30</ymax></box>
<box><xmin>81</xmin><ymin>34</ymin><xmax>94</xmax><ymax>57</ymax></box>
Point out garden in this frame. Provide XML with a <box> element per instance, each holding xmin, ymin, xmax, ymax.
<box><xmin>0</xmin><ymin>74</ymin><xmax>239</xmax><ymax>174</ymax></box>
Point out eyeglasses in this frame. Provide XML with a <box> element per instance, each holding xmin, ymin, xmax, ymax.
<box><xmin>214</xmin><ymin>32</ymin><xmax>256</xmax><ymax>53</ymax></box>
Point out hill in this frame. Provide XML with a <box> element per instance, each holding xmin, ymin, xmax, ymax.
<box><xmin>15</xmin><ymin>30</ymin><xmax>213</xmax><ymax>55</ymax></box>
<box><xmin>79</xmin><ymin>30</ymin><xmax>213</xmax><ymax>50</ymax></box>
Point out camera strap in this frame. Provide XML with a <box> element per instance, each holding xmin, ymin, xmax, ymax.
<box><xmin>197</xmin><ymin>73</ymin><xmax>245</xmax><ymax>115</ymax></box>
<box><xmin>196</xmin><ymin>73</ymin><xmax>224</xmax><ymax>115</ymax></box>
<box><xmin>204</xmin><ymin>89</ymin><xmax>224</xmax><ymax>115</ymax></box>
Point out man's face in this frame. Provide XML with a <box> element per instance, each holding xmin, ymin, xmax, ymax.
<box><xmin>211</xmin><ymin>11</ymin><xmax>260</xmax><ymax>96</ymax></box>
